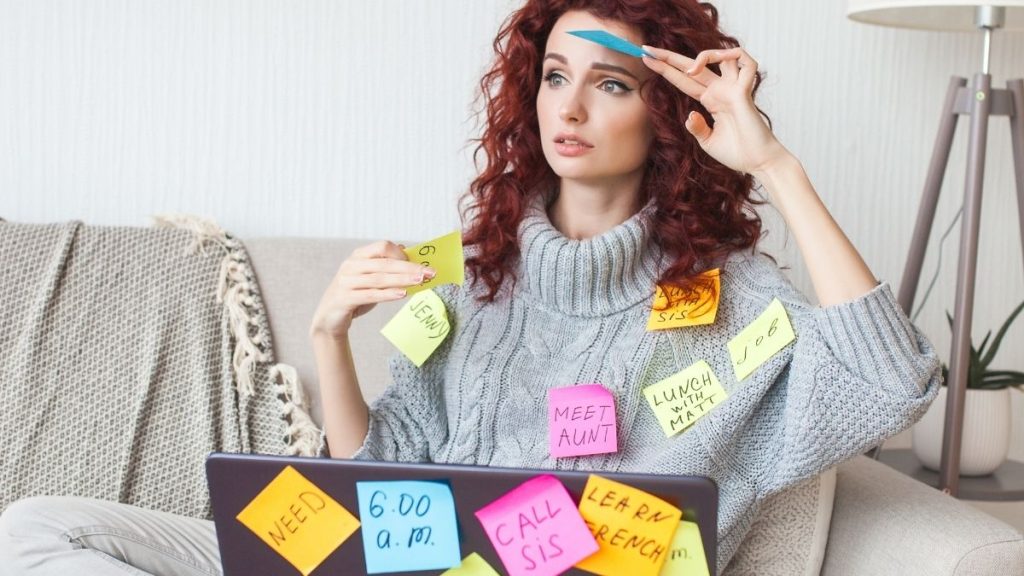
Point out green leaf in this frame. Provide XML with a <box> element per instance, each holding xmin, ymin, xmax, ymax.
<box><xmin>980</xmin><ymin>299</ymin><xmax>1024</xmax><ymax>367</ymax></box>
<box><xmin>977</xmin><ymin>329</ymin><xmax>993</xmax><ymax>360</ymax></box>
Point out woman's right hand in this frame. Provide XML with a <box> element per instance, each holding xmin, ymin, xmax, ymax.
<box><xmin>310</xmin><ymin>240</ymin><xmax>435</xmax><ymax>341</ymax></box>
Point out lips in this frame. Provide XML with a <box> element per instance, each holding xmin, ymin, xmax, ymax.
<box><xmin>554</xmin><ymin>132</ymin><xmax>594</xmax><ymax>147</ymax></box>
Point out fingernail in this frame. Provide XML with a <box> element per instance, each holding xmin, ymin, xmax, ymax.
<box><xmin>424</xmin><ymin>268</ymin><xmax>436</xmax><ymax>279</ymax></box>
<box><xmin>686</xmin><ymin>67</ymin><xmax>696</xmax><ymax>75</ymax></box>
<box><xmin>411</xmin><ymin>274</ymin><xmax>425</xmax><ymax>284</ymax></box>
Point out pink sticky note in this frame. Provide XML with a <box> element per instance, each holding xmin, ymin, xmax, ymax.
<box><xmin>474</xmin><ymin>475</ymin><xmax>598</xmax><ymax>576</ymax></box>
<box><xmin>548</xmin><ymin>384</ymin><xmax>618</xmax><ymax>458</ymax></box>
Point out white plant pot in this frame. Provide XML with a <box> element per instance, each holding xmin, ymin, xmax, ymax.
<box><xmin>912</xmin><ymin>386</ymin><xmax>1011</xmax><ymax>476</ymax></box>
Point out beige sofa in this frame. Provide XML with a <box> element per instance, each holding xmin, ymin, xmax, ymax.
<box><xmin>246</xmin><ymin>237</ymin><xmax>1024</xmax><ymax>576</ymax></box>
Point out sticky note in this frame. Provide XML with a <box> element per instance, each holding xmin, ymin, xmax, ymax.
<box><xmin>442</xmin><ymin>553</ymin><xmax>501</xmax><ymax>576</ymax></box>
<box><xmin>404</xmin><ymin>230</ymin><xmax>464</xmax><ymax>296</ymax></box>
<box><xmin>235</xmin><ymin>466</ymin><xmax>359</xmax><ymax>576</ymax></box>
<box><xmin>355</xmin><ymin>480</ymin><xmax>461</xmax><ymax>573</ymax></box>
<box><xmin>548</xmin><ymin>384</ymin><xmax>617</xmax><ymax>458</ymax></box>
<box><xmin>659</xmin><ymin>521</ymin><xmax>711</xmax><ymax>576</ymax></box>
<box><xmin>380</xmin><ymin>289</ymin><xmax>451</xmax><ymax>367</ymax></box>
<box><xmin>647</xmin><ymin>269</ymin><xmax>720</xmax><ymax>330</ymax></box>
<box><xmin>727</xmin><ymin>297</ymin><xmax>796</xmax><ymax>380</ymax></box>
<box><xmin>567</xmin><ymin>30</ymin><xmax>654</xmax><ymax>59</ymax></box>
<box><xmin>643</xmin><ymin>360</ymin><xmax>728</xmax><ymax>437</ymax></box>
<box><xmin>575</xmin><ymin>474</ymin><xmax>682</xmax><ymax>576</ymax></box>
<box><xmin>475</xmin><ymin>474</ymin><xmax>598</xmax><ymax>576</ymax></box>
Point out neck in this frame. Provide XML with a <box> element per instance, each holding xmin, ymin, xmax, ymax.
<box><xmin>547</xmin><ymin>174</ymin><xmax>644</xmax><ymax>240</ymax></box>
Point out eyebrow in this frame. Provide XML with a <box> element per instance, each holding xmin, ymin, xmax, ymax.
<box><xmin>543</xmin><ymin>53</ymin><xmax>639</xmax><ymax>82</ymax></box>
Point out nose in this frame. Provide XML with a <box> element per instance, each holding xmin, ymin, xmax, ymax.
<box><xmin>558</xmin><ymin>86</ymin><xmax>588</xmax><ymax>124</ymax></box>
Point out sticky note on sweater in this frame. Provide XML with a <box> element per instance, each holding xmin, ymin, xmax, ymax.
<box><xmin>643</xmin><ymin>360</ymin><xmax>727</xmax><ymax>437</ymax></box>
<box><xmin>727</xmin><ymin>298</ymin><xmax>796</xmax><ymax>380</ymax></box>
<box><xmin>404</xmin><ymin>230</ymin><xmax>464</xmax><ymax>296</ymax></box>
<box><xmin>548</xmin><ymin>384</ymin><xmax>617</xmax><ymax>457</ymax></box>
<box><xmin>380</xmin><ymin>289</ymin><xmax>451</xmax><ymax>367</ymax></box>
<box><xmin>575</xmin><ymin>474</ymin><xmax>681</xmax><ymax>576</ymax></box>
<box><xmin>647</xmin><ymin>269</ymin><xmax>720</xmax><ymax>330</ymax></box>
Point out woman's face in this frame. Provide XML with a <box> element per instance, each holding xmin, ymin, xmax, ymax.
<box><xmin>537</xmin><ymin>11</ymin><xmax>655</xmax><ymax>185</ymax></box>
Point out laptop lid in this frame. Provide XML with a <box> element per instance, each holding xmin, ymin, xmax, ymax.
<box><xmin>206</xmin><ymin>452</ymin><xmax>718</xmax><ymax>575</ymax></box>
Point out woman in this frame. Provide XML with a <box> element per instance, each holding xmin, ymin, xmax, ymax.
<box><xmin>313</xmin><ymin>0</ymin><xmax>940</xmax><ymax>572</ymax></box>
<box><xmin>0</xmin><ymin>1</ymin><xmax>941</xmax><ymax>574</ymax></box>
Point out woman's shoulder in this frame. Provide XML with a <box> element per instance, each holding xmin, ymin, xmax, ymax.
<box><xmin>716</xmin><ymin>249</ymin><xmax>813</xmax><ymax>315</ymax></box>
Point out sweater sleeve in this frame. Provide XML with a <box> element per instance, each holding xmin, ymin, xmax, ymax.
<box><xmin>730</xmin><ymin>255</ymin><xmax>943</xmax><ymax>494</ymax></box>
<box><xmin>348</xmin><ymin>284</ymin><xmax>457</xmax><ymax>463</ymax></box>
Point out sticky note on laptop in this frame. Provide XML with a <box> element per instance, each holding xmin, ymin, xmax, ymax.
<box><xmin>575</xmin><ymin>474</ymin><xmax>681</xmax><ymax>576</ymax></box>
<box><xmin>380</xmin><ymin>289</ymin><xmax>451</xmax><ymax>367</ymax></box>
<box><xmin>659</xmin><ymin>521</ymin><xmax>711</xmax><ymax>576</ymax></box>
<box><xmin>235</xmin><ymin>465</ymin><xmax>359</xmax><ymax>576</ymax></box>
<box><xmin>548</xmin><ymin>384</ymin><xmax>617</xmax><ymax>457</ymax></box>
<box><xmin>442</xmin><ymin>552</ymin><xmax>501</xmax><ymax>575</ymax></box>
<box><xmin>404</xmin><ymin>230</ymin><xmax>464</xmax><ymax>296</ymax></box>
<box><xmin>727</xmin><ymin>298</ymin><xmax>796</xmax><ymax>380</ymax></box>
<box><xmin>475</xmin><ymin>474</ymin><xmax>598</xmax><ymax>576</ymax></box>
<box><xmin>356</xmin><ymin>480</ymin><xmax>461</xmax><ymax>573</ymax></box>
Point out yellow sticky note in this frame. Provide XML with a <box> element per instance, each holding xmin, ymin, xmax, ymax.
<box><xmin>404</xmin><ymin>230</ymin><xmax>464</xmax><ymax>296</ymax></box>
<box><xmin>235</xmin><ymin>465</ymin><xmax>359</xmax><ymax>576</ymax></box>
<box><xmin>727</xmin><ymin>298</ymin><xmax>796</xmax><ymax>380</ymax></box>
<box><xmin>380</xmin><ymin>289</ymin><xmax>451</xmax><ymax>367</ymax></box>
<box><xmin>647</xmin><ymin>269</ymin><xmax>721</xmax><ymax>330</ymax></box>
<box><xmin>441</xmin><ymin>552</ymin><xmax>501</xmax><ymax>575</ymax></box>
<box><xmin>643</xmin><ymin>360</ymin><xmax>728</xmax><ymax>437</ymax></box>
<box><xmin>659</xmin><ymin>521</ymin><xmax>711</xmax><ymax>576</ymax></box>
<box><xmin>575</xmin><ymin>474</ymin><xmax>682</xmax><ymax>576</ymax></box>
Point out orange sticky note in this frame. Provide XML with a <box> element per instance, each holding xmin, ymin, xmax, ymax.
<box><xmin>235</xmin><ymin>466</ymin><xmax>360</xmax><ymax>576</ymax></box>
<box><xmin>575</xmin><ymin>475</ymin><xmax>682</xmax><ymax>576</ymax></box>
<box><xmin>647</xmin><ymin>269</ymin><xmax>720</xmax><ymax>330</ymax></box>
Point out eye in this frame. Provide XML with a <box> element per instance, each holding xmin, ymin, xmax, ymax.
<box><xmin>599</xmin><ymin>79</ymin><xmax>631</xmax><ymax>94</ymax></box>
<box><xmin>542</xmin><ymin>70</ymin><xmax>566</xmax><ymax>87</ymax></box>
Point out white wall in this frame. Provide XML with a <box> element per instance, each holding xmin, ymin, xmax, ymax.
<box><xmin>2</xmin><ymin>1</ymin><xmax>1023</xmax><ymax>460</ymax></box>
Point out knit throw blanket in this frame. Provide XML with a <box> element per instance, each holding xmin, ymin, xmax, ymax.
<box><xmin>0</xmin><ymin>216</ymin><xmax>320</xmax><ymax>520</ymax></box>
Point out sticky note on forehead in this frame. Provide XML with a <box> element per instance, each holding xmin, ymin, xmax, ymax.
<box><xmin>727</xmin><ymin>298</ymin><xmax>796</xmax><ymax>380</ymax></box>
<box><xmin>380</xmin><ymin>289</ymin><xmax>451</xmax><ymax>367</ymax></box>
<box><xmin>647</xmin><ymin>269</ymin><xmax>721</xmax><ymax>331</ymax></box>
<box><xmin>575</xmin><ymin>474</ymin><xmax>682</xmax><ymax>576</ymax></box>
<box><xmin>235</xmin><ymin>466</ymin><xmax>359</xmax><ymax>576</ymax></box>
<box><xmin>475</xmin><ymin>474</ymin><xmax>598</xmax><ymax>576</ymax></box>
<box><xmin>567</xmin><ymin>29</ymin><xmax>653</xmax><ymax>59</ymax></box>
<box><xmin>356</xmin><ymin>480</ymin><xmax>462</xmax><ymax>573</ymax></box>
<box><xmin>404</xmin><ymin>230</ymin><xmax>464</xmax><ymax>296</ymax></box>
<box><xmin>643</xmin><ymin>360</ymin><xmax>728</xmax><ymax>437</ymax></box>
<box><xmin>548</xmin><ymin>384</ymin><xmax>618</xmax><ymax>458</ymax></box>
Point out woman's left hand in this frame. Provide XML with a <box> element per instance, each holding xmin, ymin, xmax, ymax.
<box><xmin>641</xmin><ymin>45</ymin><xmax>791</xmax><ymax>176</ymax></box>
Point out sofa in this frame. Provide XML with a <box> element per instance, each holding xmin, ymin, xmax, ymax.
<box><xmin>244</xmin><ymin>236</ymin><xmax>1024</xmax><ymax>576</ymax></box>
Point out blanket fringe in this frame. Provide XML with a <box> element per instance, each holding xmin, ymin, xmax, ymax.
<box><xmin>151</xmin><ymin>213</ymin><xmax>322</xmax><ymax>457</ymax></box>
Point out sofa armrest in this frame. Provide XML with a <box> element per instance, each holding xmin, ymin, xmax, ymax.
<box><xmin>821</xmin><ymin>455</ymin><xmax>1024</xmax><ymax>575</ymax></box>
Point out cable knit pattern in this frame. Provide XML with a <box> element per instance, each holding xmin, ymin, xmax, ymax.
<box><xmin>352</xmin><ymin>192</ymin><xmax>942</xmax><ymax>574</ymax></box>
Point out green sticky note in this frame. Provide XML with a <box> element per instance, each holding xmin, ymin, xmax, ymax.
<box><xmin>727</xmin><ymin>298</ymin><xmax>796</xmax><ymax>381</ymax></box>
<box><xmin>404</xmin><ymin>230</ymin><xmax>464</xmax><ymax>296</ymax></box>
<box><xmin>659</xmin><ymin>521</ymin><xmax>711</xmax><ymax>576</ymax></box>
<box><xmin>380</xmin><ymin>289</ymin><xmax>451</xmax><ymax>367</ymax></box>
<box><xmin>441</xmin><ymin>553</ymin><xmax>501</xmax><ymax>575</ymax></box>
<box><xmin>643</xmin><ymin>360</ymin><xmax>728</xmax><ymax>437</ymax></box>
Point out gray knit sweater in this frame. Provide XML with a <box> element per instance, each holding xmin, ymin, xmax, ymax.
<box><xmin>352</xmin><ymin>193</ymin><xmax>942</xmax><ymax>573</ymax></box>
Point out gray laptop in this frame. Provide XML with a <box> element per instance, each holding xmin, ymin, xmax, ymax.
<box><xmin>206</xmin><ymin>453</ymin><xmax>718</xmax><ymax>575</ymax></box>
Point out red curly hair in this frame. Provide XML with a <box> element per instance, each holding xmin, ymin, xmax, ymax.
<box><xmin>461</xmin><ymin>0</ymin><xmax>772</xmax><ymax>305</ymax></box>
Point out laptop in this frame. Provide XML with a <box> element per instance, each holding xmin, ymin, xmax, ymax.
<box><xmin>206</xmin><ymin>453</ymin><xmax>718</xmax><ymax>575</ymax></box>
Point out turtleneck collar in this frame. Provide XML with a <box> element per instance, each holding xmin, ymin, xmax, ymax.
<box><xmin>515</xmin><ymin>187</ymin><xmax>664</xmax><ymax>317</ymax></box>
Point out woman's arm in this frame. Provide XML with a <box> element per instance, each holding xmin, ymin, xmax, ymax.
<box><xmin>641</xmin><ymin>45</ymin><xmax>878</xmax><ymax>306</ymax></box>
<box><xmin>751</xmin><ymin>154</ymin><xmax>878</xmax><ymax>306</ymax></box>
<box><xmin>312</xmin><ymin>333</ymin><xmax>369</xmax><ymax>458</ymax></box>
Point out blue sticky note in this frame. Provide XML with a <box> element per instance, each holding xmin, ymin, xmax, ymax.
<box><xmin>356</xmin><ymin>480</ymin><xmax>461</xmax><ymax>574</ymax></box>
<box><xmin>567</xmin><ymin>30</ymin><xmax>653</xmax><ymax>59</ymax></box>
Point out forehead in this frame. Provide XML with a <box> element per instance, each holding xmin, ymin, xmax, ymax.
<box><xmin>546</xmin><ymin>10</ymin><xmax>644</xmax><ymax>52</ymax></box>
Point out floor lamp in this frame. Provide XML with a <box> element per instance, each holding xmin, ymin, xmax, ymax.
<box><xmin>847</xmin><ymin>2</ymin><xmax>1024</xmax><ymax>497</ymax></box>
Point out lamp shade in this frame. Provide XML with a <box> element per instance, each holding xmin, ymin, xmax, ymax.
<box><xmin>847</xmin><ymin>1</ymin><xmax>1024</xmax><ymax>31</ymax></box>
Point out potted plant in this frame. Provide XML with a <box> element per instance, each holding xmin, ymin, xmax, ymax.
<box><xmin>912</xmin><ymin>300</ymin><xmax>1024</xmax><ymax>476</ymax></box>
